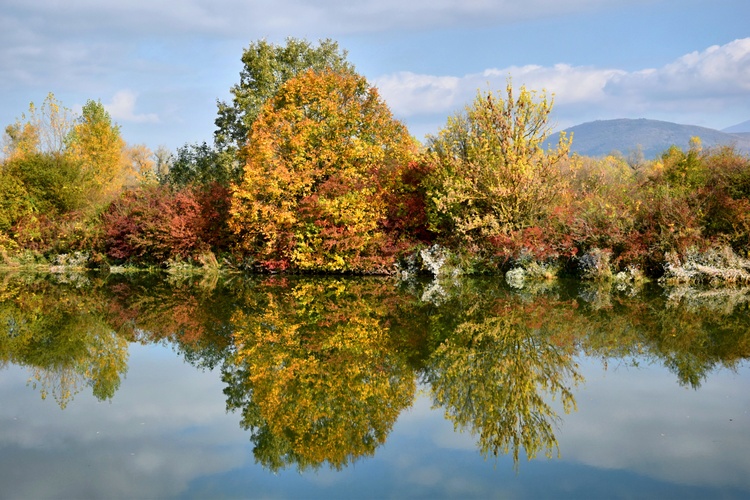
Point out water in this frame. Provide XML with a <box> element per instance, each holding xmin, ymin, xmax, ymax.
<box><xmin>0</xmin><ymin>272</ymin><xmax>748</xmax><ymax>499</ymax></box>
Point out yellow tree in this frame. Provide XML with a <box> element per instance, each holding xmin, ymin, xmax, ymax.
<box><xmin>427</xmin><ymin>81</ymin><xmax>572</xmax><ymax>248</ymax></box>
<box><xmin>66</xmin><ymin>99</ymin><xmax>127</xmax><ymax>208</ymax></box>
<box><xmin>2</xmin><ymin>92</ymin><xmax>75</xmax><ymax>160</ymax></box>
<box><xmin>122</xmin><ymin>143</ymin><xmax>157</xmax><ymax>186</ymax></box>
<box><xmin>230</xmin><ymin>69</ymin><xmax>417</xmax><ymax>272</ymax></box>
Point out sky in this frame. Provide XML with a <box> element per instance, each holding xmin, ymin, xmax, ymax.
<box><xmin>1</xmin><ymin>0</ymin><xmax>749</xmax><ymax>153</ymax></box>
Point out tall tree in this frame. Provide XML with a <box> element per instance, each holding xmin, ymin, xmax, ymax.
<box><xmin>66</xmin><ymin>100</ymin><xmax>126</xmax><ymax>208</ymax></box>
<box><xmin>214</xmin><ymin>38</ymin><xmax>354</xmax><ymax>155</ymax></box>
<box><xmin>229</xmin><ymin>68</ymin><xmax>417</xmax><ymax>272</ymax></box>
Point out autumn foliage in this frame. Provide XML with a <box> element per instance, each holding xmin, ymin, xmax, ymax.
<box><xmin>102</xmin><ymin>183</ymin><xmax>232</xmax><ymax>264</ymax></box>
<box><xmin>230</xmin><ymin>69</ymin><xmax>422</xmax><ymax>272</ymax></box>
<box><xmin>1</xmin><ymin>41</ymin><xmax>749</xmax><ymax>278</ymax></box>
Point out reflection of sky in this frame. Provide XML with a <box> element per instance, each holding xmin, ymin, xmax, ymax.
<box><xmin>1</xmin><ymin>344</ymin><xmax>749</xmax><ymax>499</ymax></box>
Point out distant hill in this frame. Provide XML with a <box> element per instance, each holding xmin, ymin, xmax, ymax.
<box><xmin>723</xmin><ymin>119</ymin><xmax>750</xmax><ymax>133</ymax></box>
<box><xmin>546</xmin><ymin>118</ymin><xmax>750</xmax><ymax>159</ymax></box>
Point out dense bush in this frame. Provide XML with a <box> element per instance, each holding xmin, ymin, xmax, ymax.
<box><xmin>102</xmin><ymin>183</ymin><xmax>232</xmax><ymax>264</ymax></box>
<box><xmin>229</xmin><ymin>69</ymin><xmax>419</xmax><ymax>273</ymax></box>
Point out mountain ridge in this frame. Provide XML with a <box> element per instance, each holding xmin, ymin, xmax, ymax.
<box><xmin>546</xmin><ymin>118</ymin><xmax>750</xmax><ymax>158</ymax></box>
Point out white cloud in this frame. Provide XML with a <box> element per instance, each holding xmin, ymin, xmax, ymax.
<box><xmin>606</xmin><ymin>38</ymin><xmax>750</xmax><ymax>98</ymax></box>
<box><xmin>374</xmin><ymin>72</ymin><xmax>464</xmax><ymax>116</ymax></box>
<box><xmin>376</xmin><ymin>38</ymin><xmax>750</xmax><ymax>131</ymax></box>
<box><xmin>105</xmin><ymin>90</ymin><xmax>159</xmax><ymax>124</ymax></box>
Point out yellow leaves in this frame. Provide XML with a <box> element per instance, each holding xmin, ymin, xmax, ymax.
<box><xmin>427</xmin><ymin>304</ymin><xmax>581</xmax><ymax>467</ymax></box>
<box><xmin>228</xmin><ymin>280</ymin><xmax>415</xmax><ymax>470</ymax></box>
<box><xmin>230</xmin><ymin>68</ymin><xmax>416</xmax><ymax>272</ymax></box>
<box><xmin>427</xmin><ymin>79</ymin><xmax>570</xmax><ymax>243</ymax></box>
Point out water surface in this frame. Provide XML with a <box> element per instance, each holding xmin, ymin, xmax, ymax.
<box><xmin>1</xmin><ymin>273</ymin><xmax>748</xmax><ymax>498</ymax></box>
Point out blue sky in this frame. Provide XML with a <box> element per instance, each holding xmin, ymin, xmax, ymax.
<box><xmin>1</xmin><ymin>0</ymin><xmax>749</xmax><ymax>152</ymax></box>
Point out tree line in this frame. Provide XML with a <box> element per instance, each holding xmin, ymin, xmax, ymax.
<box><xmin>2</xmin><ymin>38</ymin><xmax>749</xmax><ymax>279</ymax></box>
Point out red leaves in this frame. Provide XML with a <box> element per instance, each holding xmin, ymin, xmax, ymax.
<box><xmin>102</xmin><ymin>183</ymin><xmax>232</xmax><ymax>264</ymax></box>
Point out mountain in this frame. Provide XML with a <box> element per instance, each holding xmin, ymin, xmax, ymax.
<box><xmin>546</xmin><ymin>118</ymin><xmax>750</xmax><ymax>159</ymax></box>
<box><xmin>723</xmin><ymin>119</ymin><xmax>750</xmax><ymax>134</ymax></box>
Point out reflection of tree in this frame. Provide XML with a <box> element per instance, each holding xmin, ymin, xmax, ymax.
<box><xmin>223</xmin><ymin>279</ymin><xmax>416</xmax><ymax>471</ymax></box>
<box><xmin>0</xmin><ymin>277</ymin><xmax>128</xmax><ymax>408</ymax></box>
<box><xmin>103</xmin><ymin>275</ymin><xmax>237</xmax><ymax>369</ymax></box>
<box><xmin>579</xmin><ymin>285</ymin><xmax>750</xmax><ymax>389</ymax></box>
<box><xmin>425</xmin><ymin>300</ymin><xmax>582</xmax><ymax>466</ymax></box>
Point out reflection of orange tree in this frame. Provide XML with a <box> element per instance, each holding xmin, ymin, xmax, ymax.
<box><xmin>0</xmin><ymin>277</ymin><xmax>128</xmax><ymax>408</ymax></box>
<box><xmin>425</xmin><ymin>298</ymin><xmax>582</xmax><ymax>467</ymax></box>
<box><xmin>224</xmin><ymin>279</ymin><xmax>416</xmax><ymax>471</ymax></box>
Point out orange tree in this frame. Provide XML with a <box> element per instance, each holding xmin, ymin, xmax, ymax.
<box><xmin>229</xmin><ymin>69</ymin><xmax>420</xmax><ymax>273</ymax></box>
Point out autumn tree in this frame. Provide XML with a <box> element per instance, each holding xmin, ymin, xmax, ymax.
<box><xmin>426</xmin><ymin>81</ymin><xmax>572</xmax><ymax>250</ymax></box>
<box><xmin>66</xmin><ymin>100</ymin><xmax>127</xmax><ymax>208</ymax></box>
<box><xmin>2</xmin><ymin>92</ymin><xmax>75</xmax><ymax>160</ymax></box>
<box><xmin>122</xmin><ymin>143</ymin><xmax>157</xmax><ymax>186</ymax></box>
<box><xmin>215</xmin><ymin>38</ymin><xmax>354</xmax><ymax>155</ymax></box>
<box><xmin>230</xmin><ymin>69</ymin><xmax>418</xmax><ymax>272</ymax></box>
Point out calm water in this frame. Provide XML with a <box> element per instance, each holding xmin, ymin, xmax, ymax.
<box><xmin>1</xmin><ymin>272</ymin><xmax>749</xmax><ymax>499</ymax></box>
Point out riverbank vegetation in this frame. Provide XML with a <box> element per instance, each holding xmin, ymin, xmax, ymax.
<box><xmin>2</xmin><ymin>38</ymin><xmax>749</xmax><ymax>284</ymax></box>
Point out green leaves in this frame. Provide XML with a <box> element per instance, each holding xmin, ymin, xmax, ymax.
<box><xmin>214</xmin><ymin>38</ymin><xmax>354</xmax><ymax>155</ymax></box>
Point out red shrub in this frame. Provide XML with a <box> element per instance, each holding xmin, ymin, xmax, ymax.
<box><xmin>102</xmin><ymin>184</ymin><xmax>231</xmax><ymax>264</ymax></box>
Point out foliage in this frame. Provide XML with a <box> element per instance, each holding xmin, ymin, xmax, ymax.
<box><xmin>224</xmin><ymin>279</ymin><xmax>415</xmax><ymax>471</ymax></box>
<box><xmin>215</xmin><ymin>38</ymin><xmax>354</xmax><ymax>156</ymax></box>
<box><xmin>3</xmin><ymin>151</ymin><xmax>91</xmax><ymax>218</ymax></box>
<box><xmin>2</xmin><ymin>92</ymin><xmax>75</xmax><ymax>159</ymax></box>
<box><xmin>102</xmin><ymin>183</ymin><xmax>231</xmax><ymax>264</ymax></box>
<box><xmin>230</xmin><ymin>69</ymin><xmax>418</xmax><ymax>272</ymax></box>
<box><xmin>0</xmin><ymin>170</ymin><xmax>33</xmax><ymax>233</ymax></box>
<box><xmin>0</xmin><ymin>279</ymin><xmax>129</xmax><ymax>407</ymax></box>
<box><xmin>66</xmin><ymin>99</ymin><xmax>128</xmax><ymax>208</ymax></box>
<box><xmin>164</xmin><ymin>141</ymin><xmax>233</xmax><ymax>187</ymax></box>
<box><xmin>424</xmin><ymin>294</ymin><xmax>582</xmax><ymax>467</ymax></box>
<box><xmin>425</xmin><ymin>81</ymin><xmax>572</xmax><ymax>252</ymax></box>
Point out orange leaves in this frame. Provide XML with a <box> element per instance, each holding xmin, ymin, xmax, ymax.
<box><xmin>230</xmin><ymin>69</ymin><xmax>418</xmax><ymax>272</ymax></box>
<box><xmin>228</xmin><ymin>280</ymin><xmax>415</xmax><ymax>470</ymax></box>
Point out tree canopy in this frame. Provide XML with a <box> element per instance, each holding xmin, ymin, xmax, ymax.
<box><xmin>230</xmin><ymin>68</ymin><xmax>417</xmax><ymax>272</ymax></box>
<box><xmin>214</xmin><ymin>37</ymin><xmax>354</xmax><ymax>155</ymax></box>
<box><xmin>426</xmin><ymin>81</ymin><xmax>572</xmax><ymax>249</ymax></box>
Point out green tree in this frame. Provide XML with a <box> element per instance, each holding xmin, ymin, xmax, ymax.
<box><xmin>0</xmin><ymin>170</ymin><xmax>33</xmax><ymax>233</ymax></box>
<box><xmin>164</xmin><ymin>141</ymin><xmax>230</xmax><ymax>187</ymax></box>
<box><xmin>3</xmin><ymin>152</ymin><xmax>86</xmax><ymax>215</ymax></box>
<box><xmin>214</xmin><ymin>38</ymin><xmax>354</xmax><ymax>168</ymax></box>
<box><xmin>426</xmin><ymin>81</ymin><xmax>572</xmax><ymax>249</ymax></box>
